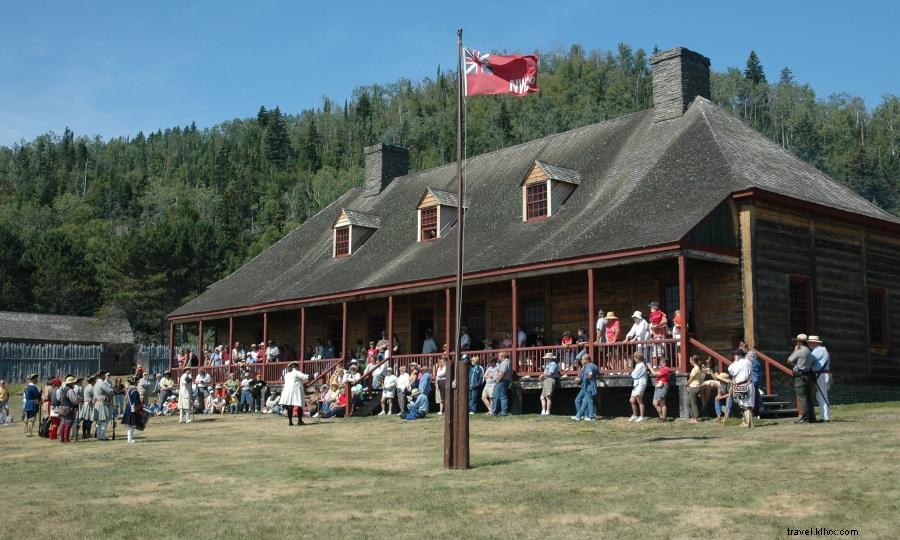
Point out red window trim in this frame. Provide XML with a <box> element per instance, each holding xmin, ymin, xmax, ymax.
<box><xmin>525</xmin><ymin>182</ymin><xmax>548</xmax><ymax>221</ymax></box>
<box><xmin>868</xmin><ymin>286</ymin><xmax>889</xmax><ymax>347</ymax></box>
<box><xmin>420</xmin><ymin>206</ymin><xmax>438</xmax><ymax>242</ymax></box>
<box><xmin>334</xmin><ymin>226</ymin><xmax>350</xmax><ymax>258</ymax></box>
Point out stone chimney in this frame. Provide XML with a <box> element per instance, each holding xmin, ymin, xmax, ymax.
<box><xmin>363</xmin><ymin>143</ymin><xmax>409</xmax><ymax>196</ymax></box>
<box><xmin>650</xmin><ymin>47</ymin><xmax>711</xmax><ymax>122</ymax></box>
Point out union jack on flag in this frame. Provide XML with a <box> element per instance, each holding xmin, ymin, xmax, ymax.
<box><xmin>463</xmin><ymin>47</ymin><xmax>539</xmax><ymax>97</ymax></box>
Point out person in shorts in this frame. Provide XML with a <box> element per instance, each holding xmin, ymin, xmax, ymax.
<box><xmin>481</xmin><ymin>358</ymin><xmax>498</xmax><ymax>415</ymax></box>
<box><xmin>648</xmin><ymin>356</ymin><xmax>671</xmax><ymax>422</ymax></box>
<box><xmin>538</xmin><ymin>352</ymin><xmax>559</xmax><ymax>416</ymax></box>
<box><xmin>379</xmin><ymin>367</ymin><xmax>397</xmax><ymax>416</ymax></box>
<box><xmin>628</xmin><ymin>352</ymin><xmax>648</xmax><ymax>422</ymax></box>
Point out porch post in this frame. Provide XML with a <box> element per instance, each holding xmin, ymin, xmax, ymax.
<box><xmin>341</xmin><ymin>301</ymin><xmax>348</xmax><ymax>361</ymax></box>
<box><xmin>262</xmin><ymin>312</ymin><xmax>268</xmax><ymax>356</ymax></box>
<box><xmin>678</xmin><ymin>255</ymin><xmax>688</xmax><ymax>373</ymax></box>
<box><xmin>299</xmin><ymin>307</ymin><xmax>306</xmax><ymax>371</ymax></box>
<box><xmin>387</xmin><ymin>296</ymin><xmax>394</xmax><ymax>353</ymax></box>
<box><xmin>587</xmin><ymin>268</ymin><xmax>595</xmax><ymax>359</ymax></box>
<box><xmin>198</xmin><ymin>320</ymin><xmax>205</xmax><ymax>364</ymax></box>
<box><xmin>511</xmin><ymin>278</ymin><xmax>518</xmax><ymax>372</ymax></box>
<box><xmin>228</xmin><ymin>317</ymin><xmax>234</xmax><ymax>361</ymax></box>
<box><xmin>168</xmin><ymin>322</ymin><xmax>175</xmax><ymax>370</ymax></box>
<box><xmin>444</xmin><ymin>288</ymin><xmax>451</xmax><ymax>353</ymax></box>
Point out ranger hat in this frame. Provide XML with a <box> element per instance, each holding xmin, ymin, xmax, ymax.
<box><xmin>794</xmin><ymin>333</ymin><xmax>809</xmax><ymax>342</ymax></box>
<box><xmin>28</xmin><ymin>373</ymin><xmax>39</xmax><ymax>381</ymax></box>
<box><xmin>807</xmin><ymin>335</ymin><xmax>822</xmax><ymax>344</ymax></box>
<box><xmin>411</xmin><ymin>388</ymin><xmax>421</xmax><ymax>397</ymax></box>
<box><xmin>63</xmin><ymin>376</ymin><xmax>77</xmax><ymax>385</ymax></box>
<box><xmin>543</xmin><ymin>352</ymin><xmax>557</xmax><ymax>360</ymax></box>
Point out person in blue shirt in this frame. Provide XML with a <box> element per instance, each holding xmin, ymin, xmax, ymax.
<box><xmin>491</xmin><ymin>353</ymin><xmax>512</xmax><ymax>416</ymax></box>
<box><xmin>809</xmin><ymin>336</ymin><xmax>831</xmax><ymax>422</ymax></box>
<box><xmin>749</xmin><ymin>350</ymin><xmax>764</xmax><ymax>416</ymax></box>
<box><xmin>23</xmin><ymin>373</ymin><xmax>42</xmax><ymax>437</ymax></box>
<box><xmin>539</xmin><ymin>352</ymin><xmax>560</xmax><ymax>416</ymax></box>
<box><xmin>418</xmin><ymin>370</ymin><xmax>432</xmax><ymax>401</ymax></box>
<box><xmin>571</xmin><ymin>355</ymin><xmax>599</xmax><ymax>421</ymax></box>
<box><xmin>406</xmin><ymin>388</ymin><xmax>428</xmax><ymax>420</ymax></box>
<box><xmin>467</xmin><ymin>356</ymin><xmax>485</xmax><ymax>413</ymax></box>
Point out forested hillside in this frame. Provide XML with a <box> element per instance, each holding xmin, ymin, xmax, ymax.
<box><xmin>1</xmin><ymin>44</ymin><xmax>897</xmax><ymax>342</ymax></box>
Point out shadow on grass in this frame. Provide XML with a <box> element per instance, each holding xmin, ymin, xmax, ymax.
<box><xmin>645</xmin><ymin>436</ymin><xmax>718</xmax><ymax>442</ymax></box>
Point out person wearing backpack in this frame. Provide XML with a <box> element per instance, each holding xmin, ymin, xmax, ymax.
<box><xmin>539</xmin><ymin>352</ymin><xmax>560</xmax><ymax>416</ymax></box>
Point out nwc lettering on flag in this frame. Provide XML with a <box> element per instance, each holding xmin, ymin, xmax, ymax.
<box><xmin>465</xmin><ymin>48</ymin><xmax>538</xmax><ymax>97</ymax></box>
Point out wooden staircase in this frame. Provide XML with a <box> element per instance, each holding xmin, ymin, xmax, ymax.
<box><xmin>759</xmin><ymin>393</ymin><xmax>798</xmax><ymax>418</ymax></box>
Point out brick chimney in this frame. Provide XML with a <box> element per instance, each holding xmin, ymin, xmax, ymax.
<box><xmin>650</xmin><ymin>47</ymin><xmax>711</xmax><ymax>122</ymax></box>
<box><xmin>363</xmin><ymin>143</ymin><xmax>409</xmax><ymax>196</ymax></box>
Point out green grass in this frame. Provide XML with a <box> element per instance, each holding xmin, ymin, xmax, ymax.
<box><xmin>1</xmin><ymin>396</ymin><xmax>899</xmax><ymax>539</ymax></box>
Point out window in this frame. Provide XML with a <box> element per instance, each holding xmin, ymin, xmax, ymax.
<box><xmin>525</xmin><ymin>183</ymin><xmax>548</xmax><ymax>220</ymax></box>
<box><xmin>789</xmin><ymin>276</ymin><xmax>812</xmax><ymax>337</ymax></box>
<box><xmin>334</xmin><ymin>226</ymin><xmax>350</xmax><ymax>257</ymax></box>
<box><xmin>521</xmin><ymin>299</ymin><xmax>545</xmax><ymax>344</ymax></box>
<box><xmin>868</xmin><ymin>288</ymin><xmax>888</xmax><ymax>346</ymax></box>
<box><xmin>420</xmin><ymin>206</ymin><xmax>438</xmax><ymax>241</ymax></box>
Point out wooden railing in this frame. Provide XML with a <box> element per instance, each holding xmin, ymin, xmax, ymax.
<box><xmin>513</xmin><ymin>340</ymin><xmax>680</xmax><ymax>376</ymax></box>
<box><xmin>690</xmin><ymin>338</ymin><xmax>795</xmax><ymax>399</ymax></box>
<box><xmin>171</xmin><ymin>359</ymin><xmax>344</xmax><ymax>387</ymax></box>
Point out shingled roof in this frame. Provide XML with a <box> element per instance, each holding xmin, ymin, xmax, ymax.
<box><xmin>0</xmin><ymin>311</ymin><xmax>134</xmax><ymax>344</ymax></box>
<box><xmin>335</xmin><ymin>209</ymin><xmax>381</xmax><ymax>229</ymax></box>
<box><xmin>533</xmin><ymin>160</ymin><xmax>581</xmax><ymax>185</ymax></box>
<box><xmin>170</xmin><ymin>97</ymin><xmax>899</xmax><ymax>319</ymax></box>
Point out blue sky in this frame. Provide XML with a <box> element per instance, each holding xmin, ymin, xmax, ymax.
<box><xmin>1</xmin><ymin>0</ymin><xmax>897</xmax><ymax>146</ymax></box>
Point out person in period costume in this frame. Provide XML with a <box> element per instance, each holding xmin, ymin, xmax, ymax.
<box><xmin>23</xmin><ymin>373</ymin><xmax>42</xmax><ymax>437</ymax></box>
<box><xmin>80</xmin><ymin>375</ymin><xmax>96</xmax><ymax>439</ymax></box>
<box><xmin>93</xmin><ymin>371</ymin><xmax>115</xmax><ymax>440</ymax></box>
<box><xmin>278</xmin><ymin>362</ymin><xmax>310</xmax><ymax>426</ymax></box>
<box><xmin>808</xmin><ymin>336</ymin><xmax>832</xmax><ymax>422</ymax></box>
<box><xmin>786</xmin><ymin>334</ymin><xmax>816</xmax><ymax>423</ymax></box>
<box><xmin>178</xmin><ymin>370</ymin><xmax>194</xmax><ymax>423</ymax></box>
<box><xmin>709</xmin><ymin>350</ymin><xmax>756</xmax><ymax>428</ymax></box>
<box><xmin>58</xmin><ymin>376</ymin><xmax>82</xmax><ymax>443</ymax></box>
<box><xmin>122</xmin><ymin>376</ymin><xmax>144</xmax><ymax>443</ymax></box>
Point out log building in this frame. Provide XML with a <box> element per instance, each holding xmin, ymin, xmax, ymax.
<box><xmin>168</xmin><ymin>47</ymin><xmax>900</xmax><ymax>409</ymax></box>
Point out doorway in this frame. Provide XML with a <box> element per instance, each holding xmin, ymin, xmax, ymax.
<box><xmin>414</xmin><ymin>309</ymin><xmax>434</xmax><ymax>354</ymax></box>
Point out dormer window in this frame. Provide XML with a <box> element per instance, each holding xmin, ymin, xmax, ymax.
<box><xmin>332</xmin><ymin>209</ymin><xmax>380</xmax><ymax>258</ymax></box>
<box><xmin>420</xmin><ymin>206</ymin><xmax>438</xmax><ymax>241</ymax></box>
<box><xmin>334</xmin><ymin>226</ymin><xmax>350</xmax><ymax>257</ymax></box>
<box><xmin>521</xmin><ymin>160</ymin><xmax>581</xmax><ymax>222</ymax></box>
<box><xmin>417</xmin><ymin>188</ymin><xmax>469</xmax><ymax>242</ymax></box>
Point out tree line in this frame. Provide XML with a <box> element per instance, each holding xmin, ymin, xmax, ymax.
<box><xmin>0</xmin><ymin>44</ymin><xmax>896</xmax><ymax>342</ymax></box>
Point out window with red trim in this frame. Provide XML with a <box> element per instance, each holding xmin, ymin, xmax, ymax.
<box><xmin>868</xmin><ymin>287</ymin><xmax>888</xmax><ymax>346</ymax></box>
<box><xmin>525</xmin><ymin>183</ymin><xmax>548</xmax><ymax>220</ymax></box>
<box><xmin>334</xmin><ymin>226</ymin><xmax>350</xmax><ymax>257</ymax></box>
<box><xmin>420</xmin><ymin>206</ymin><xmax>437</xmax><ymax>241</ymax></box>
<box><xmin>789</xmin><ymin>276</ymin><xmax>812</xmax><ymax>337</ymax></box>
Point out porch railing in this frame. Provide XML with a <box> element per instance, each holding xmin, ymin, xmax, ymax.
<box><xmin>689</xmin><ymin>338</ymin><xmax>796</xmax><ymax>402</ymax></box>
<box><xmin>513</xmin><ymin>340</ymin><xmax>680</xmax><ymax>376</ymax></box>
<box><xmin>170</xmin><ymin>359</ymin><xmax>344</xmax><ymax>387</ymax></box>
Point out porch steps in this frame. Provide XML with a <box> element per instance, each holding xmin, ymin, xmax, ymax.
<box><xmin>350</xmin><ymin>392</ymin><xmax>384</xmax><ymax>417</ymax></box>
<box><xmin>760</xmin><ymin>393</ymin><xmax>798</xmax><ymax>418</ymax></box>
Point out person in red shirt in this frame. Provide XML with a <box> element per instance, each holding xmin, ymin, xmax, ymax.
<box><xmin>605</xmin><ymin>313</ymin><xmax>621</xmax><ymax>343</ymax></box>
<box><xmin>648</xmin><ymin>357</ymin><xmax>671</xmax><ymax>421</ymax></box>
<box><xmin>648</xmin><ymin>301</ymin><xmax>668</xmax><ymax>340</ymax></box>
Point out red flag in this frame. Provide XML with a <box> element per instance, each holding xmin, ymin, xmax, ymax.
<box><xmin>464</xmin><ymin>48</ymin><xmax>538</xmax><ymax>97</ymax></box>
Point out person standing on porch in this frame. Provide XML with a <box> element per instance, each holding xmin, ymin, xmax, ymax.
<box><xmin>460</xmin><ymin>327</ymin><xmax>471</xmax><ymax>351</ymax></box>
<box><xmin>517</xmin><ymin>326</ymin><xmax>527</xmax><ymax>348</ymax></box>
<box><xmin>279</xmin><ymin>362</ymin><xmax>309</xmax><ymax>426</ymax></box>
<box><xmin>422</xmin><ymin>332</ymin><xmax>438</xmax><ymax>355</ymax></box>
<box><xmin>595</xmin><ymin>310</ymin><xmax>607</xmax><ymax>344</ymax></box>
<box><xmin>647</xmin><ymin>357</ymin><xmax>671</xmax><ymax>422</ymax></box>
<box><xmin>571</xmin><ymin>355</ymin><xmax>599</xmax><ymax>421</ymax></box>
<box><xmin>539</xmin><ymin>352</ymin><xmax>559</xmax><ymax>416</ymax></box>
<box><xmin>809</xmin><ymin>336</ymin><xmax>831</xmax><ymax>422</ymax></box>
<box><xmin>605</xmin><ymin>313</ymin><xmax>620</xmax><ymax>343</ymax></box>
<box><xmin>491</xmin><ymin>352</ymin><xmax>512</xmax><ymax>417</ymax></box>
<box><xmin>628</xmin><ymin>352</ymin><xmax>648</xmax><ymax>422</ymax></box>
<box><xmin>468</xmin><ymin>356</ymin><xmax>485</xmax><ymax>414</ymax></box>
<box><xmin>625</xmin><ymin>311</ymin><xmax>651</xmax><ymax>363</ymax></box>
<box><xmin>648</xmin><ymin>302</ymin><xmax>668</xmax><ymax>340</ymax></box>
<box><xmin>787</xmin><ymin>334</ymin><xmax>816</xmax><ymax>423</ymax></box>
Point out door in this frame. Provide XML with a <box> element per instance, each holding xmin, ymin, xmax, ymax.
<box><xmin>414</xmin><ymin>309</ymin><xmax>434</xmax><ymax>354</ymax></box>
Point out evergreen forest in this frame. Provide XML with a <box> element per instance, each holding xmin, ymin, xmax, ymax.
<box><xmin>1</xmin><ymin>44</ymin><xmax>897</xmax><ymax>342</ymax></box>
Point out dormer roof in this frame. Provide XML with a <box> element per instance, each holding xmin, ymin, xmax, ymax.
<box><xmin>524</xmin><ymin>160</ymin><xmax>581</xmax><ymax>186</ymax></box>
<box><xmin>333</xmin><ymin>209</ymin><xmax>381</xmax><ymax>229</ymax></box>
<box><xmin>417</xmin><ymin>188</ymin><xmax>471</xmax><ymax>209</ymax></box>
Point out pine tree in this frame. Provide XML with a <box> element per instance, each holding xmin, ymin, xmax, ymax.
<box><xmin>744</xmin><ymin>51</ymin><xmax>767</xmax><ymax>84</ymax></box>
<box><xmin>265</xmin><ymin>107</ymin><xmax>292</xmax><ymax>168</ymax></box>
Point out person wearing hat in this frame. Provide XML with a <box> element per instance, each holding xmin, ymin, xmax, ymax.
<box><xmin>625</xmin><ymin>311</ymin><xmax>651</xmax><ymax>367</ymax></box>
<box><xmin>57</xmin><ymin>376</ymin><xmax>81</xmax><ymax>443</ymax></box>
<box><xmin>405</xmin><ymin>388</ymin><xmax>428</xmax><ymax>420</ymax></box>
<box><xmin>648</xmin><ymin>302</ymin><xmax>668</xmax><ymax>340</ymax></box>
<box><xmin>266</xmin><ymin>340</ymin><xmax>280</xmax><ymax>363</ymax></box>
<box><xmin>93</xmin><ymin>371</ymin><xmax>114</xmax><ymax>440</ymax></box>
<box><xmin>79</xmin><ymin>374</ymin><xmax>97</xmax><ymax>439</ymax></box>
<box><xmin>539</xmin><ymin>352</ymin><xmax>560</xmax><ymax>416</ymax></box>
<box><xmin>379</xmin><ymin>366</ymin><xmax>398</xmax><ymax>416</ymax></box>
<box><xmin>47</xmin><ymin>377</ymin><xmax>63</xmax><ymax>440</ymax></box>
<box><xmin>787</xmin><ymin>334</ymin><xmax>816</xmax><ymax>423</ymax></box>
<box><xmin>809</xmin><ymin>336</ymin><xmax>831</xmax><ymax>422</ymax></box>
<box><xmin>278</xmin><ymin>361</ymin><xmax>310</xmax><ymax>426</ymax></box>
<box><xmin>23</xmin><ymin>373</ymin><xmax>42</xmax><ymax>437</ymax></box>
<box><xmin>159</xmin><ymin>371</ymin><xmax>175</xmax><ymax>404</ymax></box>
<box><xmin>122</xmin><ymin>376</ymin><xmax>144</xmax><ymax>443</ymax></box>
<box><xmin>709</xmin><ymin>350</ymin><xmax>756</xmax><ymax>428</ymax></box>
<box><xmin>604</xmin><ymin>312</ymin><xmax>621</xmax><ymax>344</ymax></box>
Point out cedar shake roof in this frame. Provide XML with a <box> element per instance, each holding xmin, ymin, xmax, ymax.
<box><xmin>335</xmin><ymin>209</ymin><xmax>381</xmax><ymax>229</ymax></box>
<box><xmin>533</xmin><ymin>160</ymin><xmax>581</xmax><ymax>185</ymax></box>
<box><xmin>170</xmin><ymin>97</ymin><xmax>899</xmax><ymax>318</ymax></box>
<box><xmin>0</xmin><ymin>311</ymin><xmax>134</xmax><ymax>344</ymax></box>
<box><xmin>422</xmin><ymin>188</ymin><xmax>470</xmax><ymax>209</ymax></box>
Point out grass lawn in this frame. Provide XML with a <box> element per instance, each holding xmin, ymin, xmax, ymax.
<box><xmin>1</xmin><ymin>396</ymin><xmax>898</xmax><ymax>539</ymax></box>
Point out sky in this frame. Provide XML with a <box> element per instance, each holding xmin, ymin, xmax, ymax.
<box><xmin>1</xmin><ymin>0</ymin><xmax>898</xmax><ymax>147</ymax></box>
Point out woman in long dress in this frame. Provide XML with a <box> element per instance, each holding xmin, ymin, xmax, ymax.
<box><xmin>178</xmin><ymin>370</ymin><xmax>193</xmax><ymax>424</ymax></box>
<box><xmin>278</xmin><ymin>362</ymin><xmax>309</xmax><ymax>426</ymax></box>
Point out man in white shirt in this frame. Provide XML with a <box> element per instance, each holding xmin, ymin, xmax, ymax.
<box><xmin>517</xmin><ymin>326</ymin><xmax>527</xmax><ymax>347</ymax></box>
<box><xmin>595</xmin><ymin>309</ymin><xmax>607</xmax><ymax>344</ymax></box>
<box><xmin>459</xmin><ymin>327</ymin><xmax>471</xmax><ymax>351</ymax></box>
<box><xmin>231</xmin><ymin>342</ymin><xmax>245</xmax><ymax>364</ymax></box>
<box><xmin>395</xmin><ymin>366</ymin><xmax>411</xmax><ymax>416</ymax></box>
<box><xmin>422</xmin><ymin>332</ymin><xmax>438</xmax><ymax>354</ymax></box>
<box><xmin>625</xmin><ymin>311</ymin><xmax>651</xmax><ymax>361</ymax></box>
<box><xmin>809</xmin><ymin>336</ymin><xmax>831</xmax><ymax>422</ymax></box>
<box><xmin>712</xmin><ymin>350</ymin><xmax>755</xmax><ymax>428</ymax></box>
<box><xmin>246</xmin><ymin>345</ymin><xmax>258</xmax><ymax>364</ymax></box>
<box><xmin>265</xmin><ymin>341</ymin><xmax>280</xmax><ymax>362</ymax></box>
